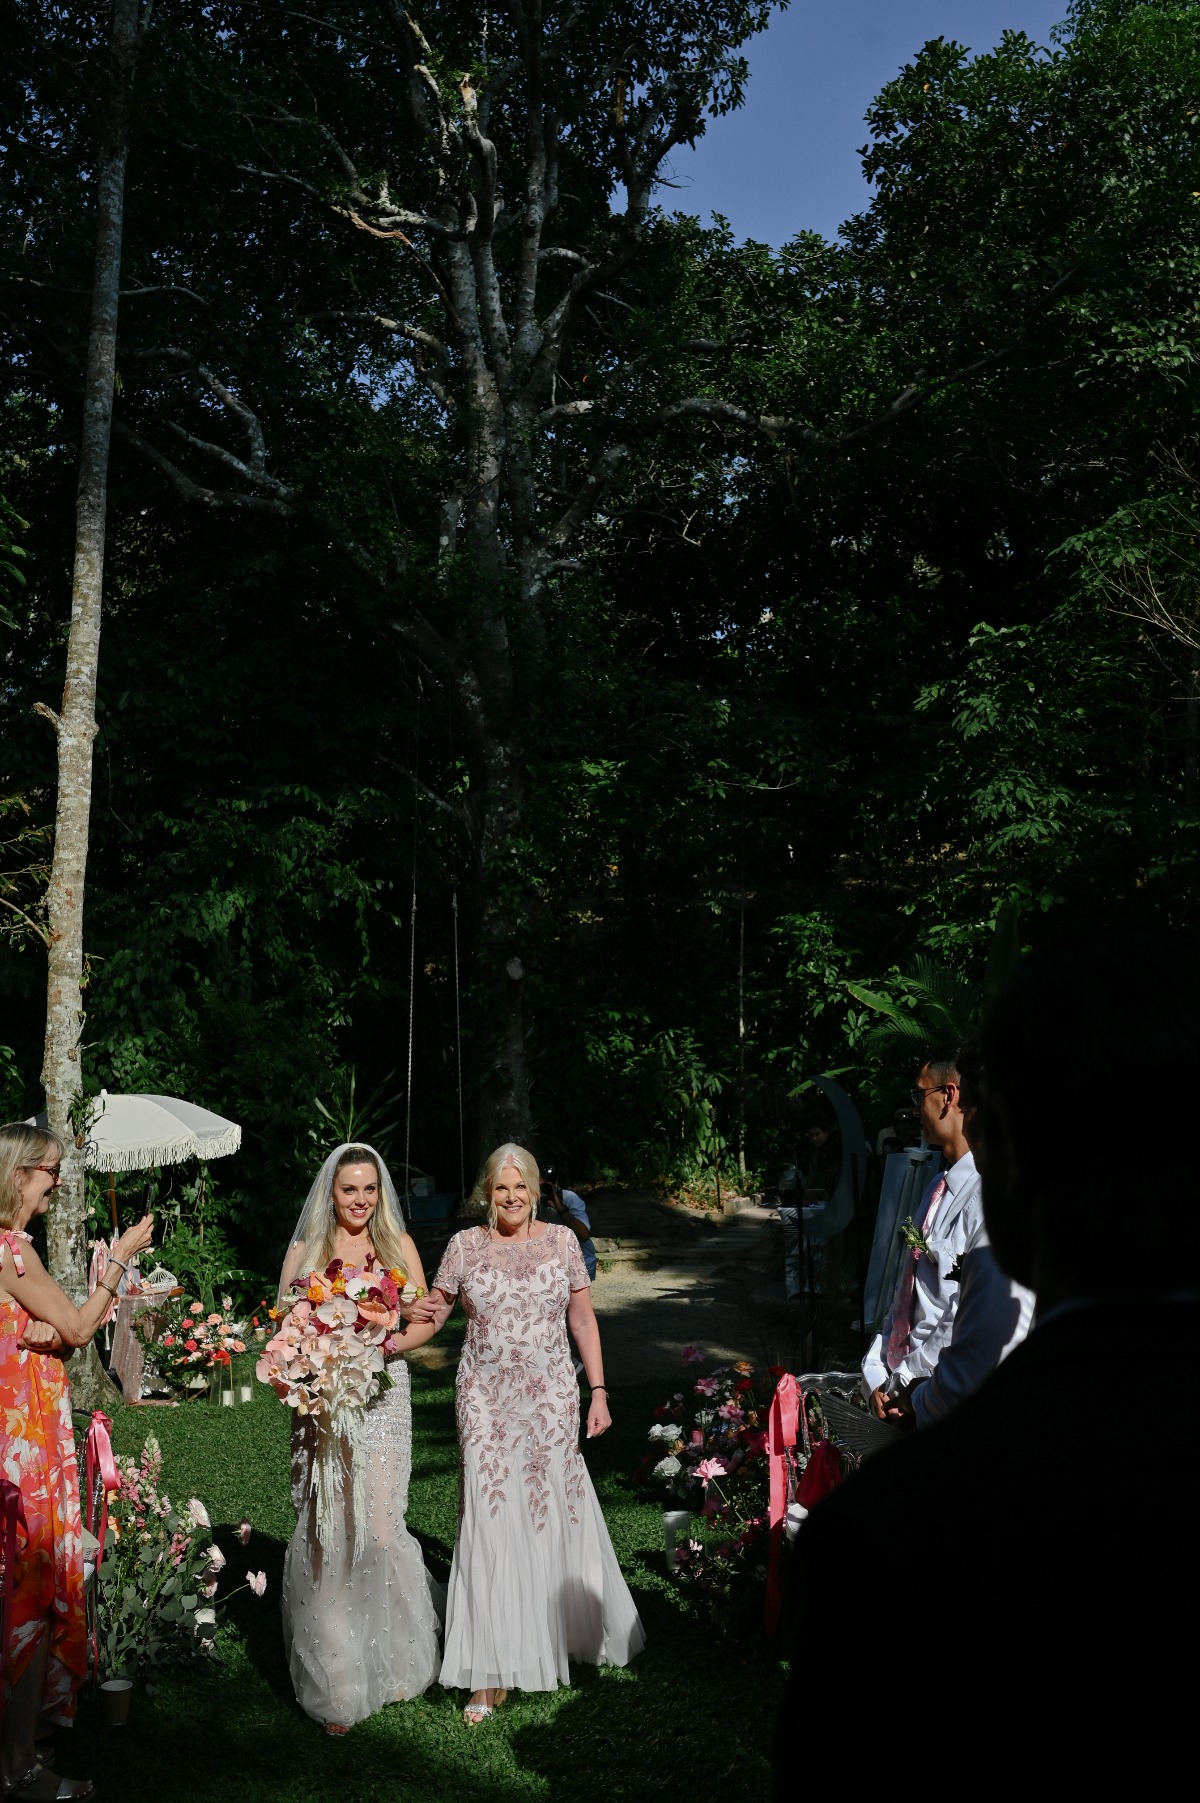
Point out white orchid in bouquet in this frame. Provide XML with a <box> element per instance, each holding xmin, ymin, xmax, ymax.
<box><xmin>258</xmin><ymin>1259</ymin><xmax>419</xmax><ymax>1555</ymax></box>
<box><xmin>92</xmin><ymin>1438</ymin><xmax>266</xmax><ymax>1679</ymax></box>
<box><xmin>256</xmin><ymin>1258</ymin><xmax>406</xmax><ymax>1427</ymax></box>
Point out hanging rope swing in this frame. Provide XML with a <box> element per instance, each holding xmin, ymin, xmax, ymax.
<box><xmin>401</xmin><ymin>674</ymin><xmax>469</xmax><ymax>1208</ymax></box>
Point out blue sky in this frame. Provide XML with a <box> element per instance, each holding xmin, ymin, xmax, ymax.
<box><xmin>666</xmin><ymin>2</ymin><xmax>1071</xmax><ymax>244</ymax></box>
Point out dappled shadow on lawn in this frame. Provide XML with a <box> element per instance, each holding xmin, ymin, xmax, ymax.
<box><xmin>72</xmin><ymin>1662</ymin><xmax>558</xmax><ymax>1803</ymax></box>
<box><xmin>509</xmin><ymin>1629</ymin><xmax>782</xmax><ymax>1803</ymax></box>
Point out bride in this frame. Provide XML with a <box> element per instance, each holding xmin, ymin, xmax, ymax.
<box><xmin>278</xmin><ymin>1142</ymin><xmax>441</xmax><ymax>1732</ymax></box>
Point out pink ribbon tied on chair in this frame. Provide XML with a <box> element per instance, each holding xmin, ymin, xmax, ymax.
<box><xmin>0</xmin><ymin>1478</ymin><xmax>29</xmax><ymax>1743</ymax></box>
<box><xmin>83</xmin><ymin>1412</ymin><xmax>120</xmax><ymax>1671</ymax></box>
<box><xmin>764</xmin><ymin>1373</ymin><xmax>800</xmax><ymax>1638</ymax></box>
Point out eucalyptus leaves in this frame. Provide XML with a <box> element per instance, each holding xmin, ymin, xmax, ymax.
<box><xmin>92</xmin><ymin>1438</ymin><xmax>265</xmax><ymax>1680</ymax></box>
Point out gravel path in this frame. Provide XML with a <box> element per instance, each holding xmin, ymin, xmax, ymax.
<box><xmin>407</xmin><ymin>1191</ymin><xmax>816</xmax><ymax>1389</ymax></box>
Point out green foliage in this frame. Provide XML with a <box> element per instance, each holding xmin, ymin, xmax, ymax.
<box><xmin>0</xmin><ymin>1042</ymin><xmax>21</xmax><ymax>1119</ymax></box>
<box><xmin>0</xmin><ymin>492</ymin><xmax>28</xmax><ymax>628</ymax></box>
<box><xmin>5</xmin><ymin>0</ymin><xmax>1200</xmax><ymax>1214</ymax></box>
<box><xmin>301</xmin><ymin>1065</ymin><xmax>406</xmax><ymax>1169</ymax></box>
<box><xmin>92</xmin><ymin>1436</ymin><xmax>228</xmax><ymax>1680</ymax></box>
<box><xmin>151</xmin><ymin>1222</ymin><xmax>261</xmax><ymax>1318</ymax></box>
<box><xmin>846</xmin><ymin>959</ymin><xmax>982</xmax><ymax>1056</ymax></box>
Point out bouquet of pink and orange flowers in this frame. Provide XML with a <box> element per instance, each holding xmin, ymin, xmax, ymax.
<box><xmin>256</xmin><ymin>1259</ymin><xmax>407</xmax><ymax>1426</ymax></box>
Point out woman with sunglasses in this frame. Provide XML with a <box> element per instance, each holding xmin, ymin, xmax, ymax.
<box><xmin>0</xmin><ymin>1123</ymin><xmax>153</xmax><ymax>1801</ymax></box>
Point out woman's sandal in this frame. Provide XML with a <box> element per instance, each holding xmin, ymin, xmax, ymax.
<box><xmin>4</xmin><ymin>1764</ymin><xmax>94</xmax><ymax>1801</ymax></box>
<box><xmin>323</xmin><ymin>1723</ymin><xmax>351</xmax><ymax>1737</ymax></box>
<box><xmin>462</xmin><ymin>1687</ymin><xmax>508</xmax><ymax>1726</ymax></box>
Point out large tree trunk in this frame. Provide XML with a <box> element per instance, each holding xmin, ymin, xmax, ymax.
<box><xmin>471</xmin><ymin>738</ymin><xmax>531</xmax><ymax>1156</ymax></box>
<box><xmin>38</xmin><ymin>0</ymin><xmax>143</xmax><ymax>1408</ymax></box>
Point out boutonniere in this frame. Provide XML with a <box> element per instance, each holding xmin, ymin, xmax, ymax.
<box><xmin>900</xmin><ymin>1216</ymin><xmax>929</xmax><ymax>1255</ymax></box>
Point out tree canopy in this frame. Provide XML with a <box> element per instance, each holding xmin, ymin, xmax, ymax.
<box><xmin>3</xmin><ymin>0</ymin><xmax>1198</xmax><ymax>1265</ymax></box>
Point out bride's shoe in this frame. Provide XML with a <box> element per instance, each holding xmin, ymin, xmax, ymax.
<box><xmin>462</xmin><ymin>1688</ymin><xmax>508</xmax><ymax>1725</ymax></box>
<box><xmin>323</xmin><ymin>1723</ymin><xmax>351</xmax><ymax>1737</ymax></box>
<box><xmin>4</xmin><ymin>1765</ymin><xmax>94</xmax><ymax>1801</ymax></box>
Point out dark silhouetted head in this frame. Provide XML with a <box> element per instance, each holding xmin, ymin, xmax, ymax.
<box><xmin>980</xmin><ymin>930</ymin><xmax>1200</xmax><ymax>1303</ymax></box>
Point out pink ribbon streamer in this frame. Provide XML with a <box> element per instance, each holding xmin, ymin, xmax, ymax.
<box><xmin>764</xmin><ymin>1373</ymin><xmax>800</xmax><ymax>1638</ymax></box>
<box><xmin>88</xmin><ymin>1239</ymin><xmax>117</xmax><ymax>1327</ymax></box>
<box><xmin>0</xmin><ymin>1478</ymin><xmax>29</xmax><ymax>1742</ymax></box>
<box><xmin>84</xmin><ymin>1413</ymin><xmax>120</xmax><ymax>1673</ymax></box>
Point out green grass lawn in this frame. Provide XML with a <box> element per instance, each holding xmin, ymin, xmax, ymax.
<box><xmin>65</xmin><ymin>1344</ymin><xmax>784</xmax><ymax>1803</ymax></box>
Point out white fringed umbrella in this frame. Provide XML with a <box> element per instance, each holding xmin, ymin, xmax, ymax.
<box><xmin>78</xmin><ymin>1091</ymin><xmax>242</xmax><ymax>1172</ymax></box>
<box><xmin>30</xmin><ymin>1090</ymin><xmax>241</xmax><ymax>1234</ymax></box>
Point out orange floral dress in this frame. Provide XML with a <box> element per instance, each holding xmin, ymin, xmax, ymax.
<box><xmin>0</xmin><ymin>1234</ymin><xmax>87</xmax><ymax>1722</ymax></box>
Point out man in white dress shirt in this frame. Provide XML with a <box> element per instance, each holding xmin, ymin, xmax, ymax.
<box><xmin>863</xmin><ymin>1045</ymin><xmax>1032</xmax><ymax>1425</ymax></box>
<box><xmin>862</xmin><ymin>1048</ymin><xmax>978</xmax><ymax>1416</ymax></box>
<box><xmin>905</xmin><ymin>1039</ymin><xmax>1034</xmax><ymax>1425</ymax></box>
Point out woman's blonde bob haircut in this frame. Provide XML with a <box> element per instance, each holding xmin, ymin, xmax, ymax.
<box><xmin>474</xmin><ymin>1143</ymin><xmax>541</xmax><ymax>1230</ymax></box>
<box><xmin>0</xmin><ymin>1122</ymin><xmax>67</xmax><ymax>1232</ymax></box>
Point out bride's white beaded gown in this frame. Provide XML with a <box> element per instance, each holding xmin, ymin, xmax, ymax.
<box><xmin>281</xmin><ymin>1266</ymin><xmax>441</xmax><ymax>1726</ymax></box>
<box><xmin>433</xmin><ymin>1223</ymin><xmax>646</xmax><ymax>1691</ymax></box>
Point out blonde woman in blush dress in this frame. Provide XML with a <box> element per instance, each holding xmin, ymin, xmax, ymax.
<box><xmin>407</xmin><ymin>1143</ymin><xmax>645</xmax><ymax>1725</ymax></box>
<box><xmin>277</xmin><ymin>1143</ymin><xmax>442</xmax><ymax>1733</ymax></box>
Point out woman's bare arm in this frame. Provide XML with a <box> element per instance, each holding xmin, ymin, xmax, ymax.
<box><xmin>0</xmin><ymin>1213</ymin><xmax>153</xmax><ymax>1348</ymax></box>
<box><xmin>567</xmin><ymin>1285</ymin><xmax>611</xmax><ymax>1438</ymax></box>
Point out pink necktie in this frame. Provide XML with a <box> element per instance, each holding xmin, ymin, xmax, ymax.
<box><xmin>885</xmin><ymin>1176</ymin><xmax>947</xmax><ymax>1372</ymax></box>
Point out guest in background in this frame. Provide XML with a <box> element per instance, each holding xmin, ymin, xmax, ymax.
<box><xmin>539</xmin><ymin>1168</ymin><xmax>597</xmax><ymax>1280</ymax></box>
<box><xmin>898</xmin><ymin>1039</ymin><xmax>1034</xmax><ymax>1427</ymax></box>
<box><xmin>861</xmin><ymin>1048</ymin><xmax>980</xmax><ymax>1420</ymax></box>
<box><xmin>0</xmin><ymin>1123</ymin><xmax>153</xmax><ymax>1801</ymax></box>
<box><xmin>876</xmin><ymin>1105</ymin><xmax>920</xmax><ymax>1159</ymax></box>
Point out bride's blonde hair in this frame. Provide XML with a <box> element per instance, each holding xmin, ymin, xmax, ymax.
<box><xmin>307</xmin><ymin>1145</ymin><xmax>409</xmax><ymax>1272</ymax></box>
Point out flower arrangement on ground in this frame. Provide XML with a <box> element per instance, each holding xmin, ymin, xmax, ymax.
<box><xmin>256</xmin><ymin>1259</ymin><xmax>408</xmax><ymax>1424</ymax></box>
<box><xmin>636</xmin><ymin>1347</ymin><xmax>774</xmax><ymax>1616</ymax></box>
<box><xmin>135</xmin><ymin>1294</ymin><xmax>246</xmax><ymax>1393</ymax></box>
<box><xmin>92</xmin><ymin>1437</ymin><xmax>266</xmax><ymax>1679</ymax></box>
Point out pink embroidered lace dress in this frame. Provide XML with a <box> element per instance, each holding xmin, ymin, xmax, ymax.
<box><xmin>433</xmin><ymin>1224</ymin><xmax>645</xmax><ymax>1692</ymax></box>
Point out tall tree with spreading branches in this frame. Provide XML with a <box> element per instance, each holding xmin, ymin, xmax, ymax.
<box><xmin>31</xmin><ymin>0</ymin><xmax>153</xmax><ymax>1401</ymax></box>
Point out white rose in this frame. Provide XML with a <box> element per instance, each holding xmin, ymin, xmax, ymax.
<box><xmin>187</xmin><ymin>1498</ymin><xmax>211</xmax><ymax>1530</ymax></box>
<box><xmin>194</xmin><ymin>1606</ymin><xmax>217</xmax><ymax>1626</ymax></box>
<box><xmin>653</xmin><ymin>1456</ymin><xmax>682</xmax><ymax>1479</ymax></box>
